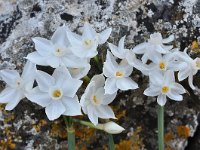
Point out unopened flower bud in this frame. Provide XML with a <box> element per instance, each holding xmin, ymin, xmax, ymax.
<box><xmin>103</xmin><ymin>121</ymin><xmax>125</xmax><ymax>134</ymax></box>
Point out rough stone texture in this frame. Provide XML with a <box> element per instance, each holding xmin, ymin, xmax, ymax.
<box><xmin>0</xmin><ymin>0</ymin><xmax>200</xmax><ymax>149</ymax></box>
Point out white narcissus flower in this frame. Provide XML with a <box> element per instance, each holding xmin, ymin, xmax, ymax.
<box><xmin>176</xmin><ymin>51</ymin><xmax>200</xmax><ymax>90</ymax></box>
<box><xmin>26</xmin><ymin>25</ymin><xmax>88</xmax><ymax>68</ymax></box>
<box><xmin>103</xmin><ymin>51</ymin><xmax>138</xmax><ymax>94</ymax></box>
<box><xmin>144</xmin><ymin>70</ymin><xmax>185</xmax><ymax>106</ymax></box>
<box><xmin>80</xmin><ymin>74</ymin><xmax>116</xmax><ymax>125</ymax></box>
<box><xmin>132</xmin><ymin>32</ymin><xmax>174</xmax><ymax>63</ymax></box>
<box><xmin>147</xmin><ymin>49</ymin><xmax>187</xmax><ymax>73</ymax></box>
<box><xmin>0</xmin><ymin>61</ymin><xmax>36</xmax><ymax>110</ymax></box>
<box><xmin>26</xmin><ymin>67</ymin><xmax>83</xmax><ymax>120</ymax></box>
<box><xmin>67</xmin><ymin>22</ymin><xmax>112</xmax><ymax>58</ymax></box>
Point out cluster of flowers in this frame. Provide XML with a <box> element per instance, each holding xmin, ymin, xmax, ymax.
<box><xmin>0</xmin><ymin>22</ymin><xmax>199</xmax><ymax>130</ymax></box>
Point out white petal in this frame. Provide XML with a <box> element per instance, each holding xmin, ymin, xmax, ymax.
<box><xmin>108</xmin><ymin>43</ymin><xmax>124</xmax><ymax>59</ymax></box>
<box><xmin>144</xmin><ymin>87</ymin><xmax>160</xmax><ymax>97</ymax></box>
<box><xmin>0</xmin><ymin>70</ymin><xmax>20</xmax><ymax>87</ymax></box>
<box><xmin>178</xmin><ymin>68</ymin><xmax>191</xmax><ymax>81</ymax></box>
<box><xmin>36</xmin><ymin>70</ymin><xmax>55</xmax><ymax>92</ymax></box>
<box><xmin>5</xmin><ymin>90</ymin><xmax>24</xmax><ymax>110</ymax></box>
<box><xmin>62</xmin><ymin>95</ymin><xmax>82</xmax><ymax>116</ymax></box>
<box><xmin>171</xmin><ymin>83</ymin><xmax>185</xmax><ymax>94</ymax></box>
<box><xmin>70</xmin><ymin>46</ymin><xmax>97</xmax><ymax>58</ymax></box>
<box><xmin>155</xmin><ymin>45</ymin><xmax>168</xmax><ymax>53</ymax></box>
<box><xmin>66</xmin><ymin>30</ymin><xmax>82</xmax><ymax>46</ymax></box>
<box><xmin>104</xmin><ymin>78</ymin><xmax>118</xmax><ymax>94</ymax></box>
<box><xmin>132</xmin><ymin>43</ymin><xmax>147</xmax><ymax>54</ymax></box>
<box><xmin>116</xmin><ymin>77</ymin><xmax>138</xmax><ymax>90</ymax></box>
<box><xmin>80</xmin><ymin>81</ymin><xmax>95</xmax><ymax>104</ymax></box>
<box><xmin>26</xmin><ymin>87</ymin><xmax>51</xmax><ymax>107</ymax></box>
<box><xmin>149</xmin><ymin>71</ymin><xmax>164</xmax><ymax>86</ymax></box>
<box><xmin>95</xmin><ymin>105</ymin><xmax>116</xmax><ymax>119</ymax></box>
<box><xmin>162</xmin><ymin>35</ymin><xmax>174</xmax><ymax>43</ymax></box>
<box><xmin>98</xmin><ymin>28</ymin><xmax>112</xmax><ymax>44</ymax></box>
<box><xmin>188</xmin><ymin>75</ymin><xmax>195</xmax><ymax>90</ymax></box>
<box><xmin>25</xmin><ymin>52</ymin><xmax>48</xmax><ymax>66</ymax></box>
<box><xmin>52</xmin><ymin>67</ymin><xmax>71</xmax><ymax>81</ymax></box>
<box><xmin>91</xmin><ymin>74</ymin><xmax>105</xmax><ymax>90</ymax></box>
<box><xmin>157</xmin><ymin>94</ymin><xmax>167</xmax><ymax>106</ymax></box>
<box><xmin>46</xmin><ymin>56</ymin><xmax>60</xmax><ymax>68</ymax></box>
<box><xmin>82</xmin><ymin>22</ymin><xmax>97</xmax><ymax>39</ymax></box>
<box><xmin>32</xmin><ymin>37</ymin><xmax>53</xmax><ymax>56</ymax></box>
<box><xmin>62</xmin><ymin>78</ymin><xmax>83</xmax><ymax>97</ymax></box>
<box><xmin>62</xmin><ymin>54</ymin><xmax>89</xmax><ymax>68</ymax></box>
<box><xmin>164</xmin><ymin>70</ymin><xmax>175</xmax><ymax>84</ymax></box>
<box><xmin>45</xmin><ymin>100</ymin><xmax>66</xmax><ymax>120</ymax></box>
<box><xmin>87</xmin><ymin>104</ymin><xmax>98</xmax><ymax>125</ymax></box>
<box><xmin>21</xmin><ymin>60</ymin><xmax>36</xmax><ymax>79</ymax></box>
<box><xmin>0</xmin><ymin>87</ymin><xmax>19</xmax><ymax>103</ymax></box>
<box><xmin>68</xmin><ymin>64</ymin><xmax>91</xmax><ymax>79</ymax></box>
<box><xmin>141</xmin><ymin>53</ymin><xmax>149</xmax><ymax>64</ymax></box>
<box><xmin>102</xmin><ymin>92</ymin><xmax>117</xmax><ymax>105</ymax></box>
<box><xmin>162</xmin><ymin>45</ymin><xmax>173</xmax><ymax>51</ymax></box>
<box><xmin>118</xmin><ymin>61</ymin><xmax>133</xmax><ymax>77</ymax></box>
<box><xmin>51</xmin><ymin>25</ymin><xmax>69</xmax><ymax>46</ymax></box>
<box><xmin>167</xmin><ymin>91</ymin><xmax>183</xmax><ymax>101</ymax></box>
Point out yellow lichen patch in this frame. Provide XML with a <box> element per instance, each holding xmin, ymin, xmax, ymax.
<box><xmin>0</xmin><ymin>138</ymin><xmax>16</xmax><ymax>150</ymax></box>
<box><xmin>50</xmin><ymin>121</ymin><xmax>67</xmax><ymax>139</ymax></box>
<box><xmin>191</xmin><ymin>40</ymin><xmax>200</xmax><ymax>53</ymax></box>
<box><xmin>191</xmin><ymin>41</ymin><xmax>199</xmax><ymax>50</ymax></box>
<box><xmin>165</xmin><ymin>146</ymin><xmax>173</xmax><ymax>150</ymax></box>
<box><xmin>33</xmin><ymin>119</ymin><xmax>48</xmax><ymax>132</ymax></box>
<box><xmin>164</xmin><ymin>132</ymin><xmax>174</xmax><ymax>143</ymax></box>
<box><xmin>176</xmin><ymin>125</ymin><xmax>190</xmax><ymax>138</ymax></box>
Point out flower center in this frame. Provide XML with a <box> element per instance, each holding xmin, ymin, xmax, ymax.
<box><xmin>115</xmin><ymin>71</ymin><xmax>124</xmax><ymax>77</ymax></box>
<box><xmin>83</xmin><ymin>39</ymin><xmax>93</xmax><ymax>49</ymax></box>
<box><xmin>15</xmin><ymin>78</ymin><xmax>23</xmax><ymax>89</ymax></box>
<box><xmin>54</xmin><ymin>48</ymin><xmax>64</xmax><ymax>57</ymax></box>
<box><xmin>159</xmin><ymin>62</ymin><xmax>166</xmax><ymax>70</ymax></box>
<box><xmin>161</xmin><ymin>86</ymin><xmax>169</xmax><ymax>93</ymax></box>
<box><xmin>91</xmin><ymin>95</ymin><xmax>100</xmax><ymax>105</ymax></box>
<box><xmin>50</xmin><ymin>88</ymin><xmax>63</xmax><ymax>100</ymax></box>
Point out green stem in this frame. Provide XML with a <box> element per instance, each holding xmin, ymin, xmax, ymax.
<box><xmin>108</xmin><ymin>134</ymin><xmax>115</xmax><ymax>150</ymax></box>
<box><xmin>83</xmin><ymin>75</ymin><xmax>91</xmax><ymax>82</ymax></box>
<box><xmin>158</xmin><ymin>105</ymin><xmax>164</xmax><ymax>150</ymax></box>
<box><xmin>67</xmin><ymin>127</ymin><xmax>75</xmax><ymax>150</ymax></box>
<box><xmin>63</xmin><ymin>116</ymin><xmax>75</xmax><ymax>150</ymax></box>
<box><xmin>72</xmin><ymin>118</ymin><xmax>103</xmax><ymax>130</ymax></box>
<box><xmin>93</xmin><ymin>56</ymin><xmax>102</xmax><ymax>71</ymax></box>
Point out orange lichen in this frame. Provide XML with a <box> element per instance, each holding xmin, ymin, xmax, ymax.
<box><xmin>176</xmin><ymin>125</ymin><xmax>190</xmax><ymax>138</ymax></box>
<box><xmin>164</xmin><ymin>132</ymin><xmax>174</xmax><ymax>143</ymax></box>
<box><xmin>165</xmin><ymin>146</ymin><xmax>173</xmax><ymax>150</ymax></box>
<box><xmin>191</xmin><ymin>40</ymin><xmax>199</xmax><ymax>50</ymax></box>
<box><xmin>50</xmin><ymin>121</ymin><xmax>67</xmax><ymax>138</ymax></box>
<box><xmin>115</xmin><ymin>126</ymin><xmax>144</xmax><ymax>150</ymax></box>
<box><xmin>0</xmin><ymin>137</ymin><xmax>16</xmax><ymax>150</ymax></box>
<box><xmin>112</xmin><ymin>106</ymin><xmax>126</xmax><ymax>120</ymax></box>
<box><xmin>115</xmin><ymin>140</ymin><xmax>132</xmax><ymax>150</ymax></box>
<box><xmin>33</xmin><ymin>119</ymin><xmax>48</xmax><ymax>132</ymax></box>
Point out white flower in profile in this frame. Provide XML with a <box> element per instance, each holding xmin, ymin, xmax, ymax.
<box><xmin>147</xmin><ymin>49</ymin><xmax>187</xmax><ymax>73</ymax></box>
<box><xmin>26</xmin><ymin>67</ymin><xmax>83</xmax><ymax>120</ymax></box>
<box><xmin>144</xmin><ymin>70</ymin><xmax>185</xmax><ymax>106</ymax></box>
<box><xmin>176</xmin><ymin>51</ymin><xmax>200</xmax><ymax>90</ymax></box>
<box><xmin>0</xmin><ymin>61</ymin><xmax>36</xmax><ymax>110</ymax></box>
<box><xmin>26</xmin><ymin>25</ymin><xmax>88</xmax><ymax>68</ymax></box>
<box><xmin>80</xmin><ymin>74</ymin><xmax>116</xmax><ymax>125</ymax></box>
<box><xmin>67</xmin><ymin>22</ymin><xmax>112</xmax><ymax>58</ymax></box>
<box><xmin>103</xmin><ymin>51</ymin><xmax>138</xmax><ymax>94</ymax></box>
<box><xmin>132</xmin><ymin>32</ymin><xmax>174</xmax><ymax>63</ymax></box>
<box><xmin>68</xmin><ymin>64</ymin><xmax>91</xmax><ymax>79</ymax></box>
